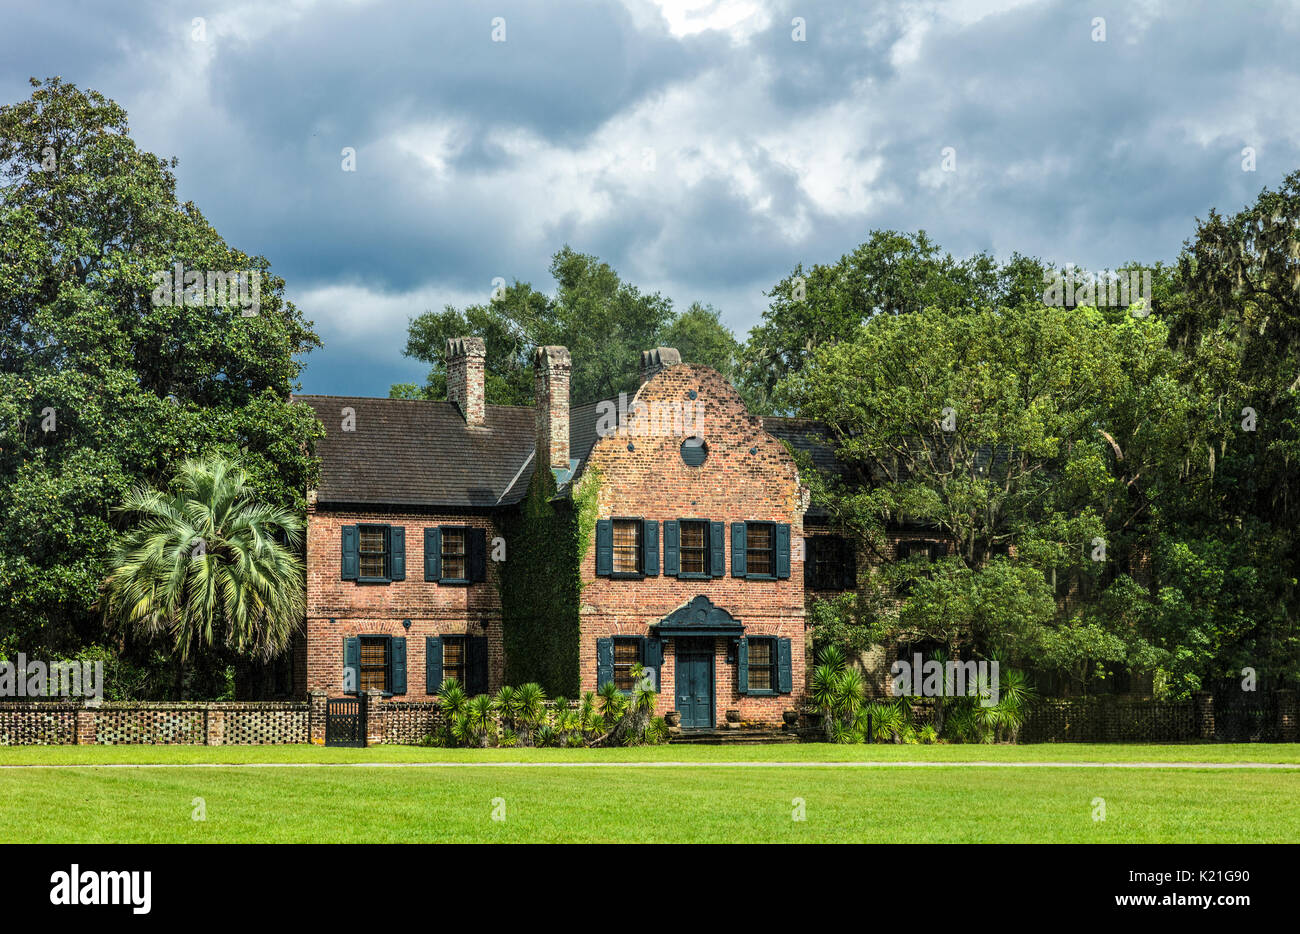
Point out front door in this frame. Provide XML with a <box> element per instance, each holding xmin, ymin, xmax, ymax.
<box><xmin>675</xmin><ymin>638</ymin><xmax>714</xmax><ymax>730</ymax></box>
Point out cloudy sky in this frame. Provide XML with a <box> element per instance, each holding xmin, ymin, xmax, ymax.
<box><xmin>4</xmin><ymin>0</ymin><xmax>1299</xmax><ymax>395</ymax></box>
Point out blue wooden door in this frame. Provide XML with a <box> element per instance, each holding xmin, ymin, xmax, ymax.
<box><xmin>675</xmin><ymin>639</ymin><xmax>714</xmax><ymax>729</ymax></box>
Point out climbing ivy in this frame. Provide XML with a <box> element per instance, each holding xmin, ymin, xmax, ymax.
<box><xmin>497</xmin><ymin>466</ymin><xmax>602</xmax><ymax>696</ymax></box>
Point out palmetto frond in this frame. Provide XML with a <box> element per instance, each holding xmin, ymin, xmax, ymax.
<box><xmin>101</xmin><ymin>457</ymin><xmax>304</xmax><ymax>662</ymax></box>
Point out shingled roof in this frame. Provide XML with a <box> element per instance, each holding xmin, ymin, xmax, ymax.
<box><xmin>298</xmin><ymin>395</ymin><xmax>537</xmax><ymax>508</ymax></box>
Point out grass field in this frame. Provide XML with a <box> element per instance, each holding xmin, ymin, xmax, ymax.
<box><xmin>3</xmin><ymin>744</ymin><xmax>1298</xmax><ymax>843</ymax></box>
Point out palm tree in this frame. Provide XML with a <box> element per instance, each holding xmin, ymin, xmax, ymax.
<box><xmin>495</xmin><ymin>685</ymin><xmax>519</xmax><ymax>734</ymax></box>
<box><xmin>100</xmin><ymin>457</ymin><xmax>304</xmax><ymax>697</ymax></box>
<box><xmin>457</xmin><ymin>694</ymin><xmax>497</xmax><ymax>748</ymax></box>
<box><xmin>514</xmin><ymin>682</ymin><xmax>547</xmax><ymax>747</ymax></box>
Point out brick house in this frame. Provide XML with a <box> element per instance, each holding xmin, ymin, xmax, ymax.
<box><xmin>296</xmin><ymin>339</ymin><xmax>859</xmax><ymax>728</ymax></box>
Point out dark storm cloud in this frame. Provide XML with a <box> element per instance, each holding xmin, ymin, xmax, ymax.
<box><xmin>3</xmin><ymin>0</ymin><xmax>1299</xmax><ymax>395</ymax></box>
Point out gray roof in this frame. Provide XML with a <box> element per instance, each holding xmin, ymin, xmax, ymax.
<box><xmin>298</xmin><ymin>395</ymin><xmax>537</xmax><ymax>509</ymax></box>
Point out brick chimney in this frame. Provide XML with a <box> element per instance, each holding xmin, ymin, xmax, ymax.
<box><xmin>534</xmin><ymin>345</ymin><xmax>571</xmax><ymax>473</ymax></box>
<box><xmin>446</xmin><ymin>337</ymin><xmax>486</xmax><ymax>426</ymax></box>
<box><xmin>640</xmin><ymin>346</ymin><xmax>681</xmax><ymax>384</ymax></box>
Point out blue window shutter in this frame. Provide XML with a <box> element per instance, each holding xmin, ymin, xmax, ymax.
<box><xmin>777</xmin><ymin>638</ymin><xmax>793</xmax><ymax>693</ymax></box>
<box><xmin>424</xmin><ymin>527</ymin><xmax>441</xmax><ymax>581</ymax></box>
<box><xmin>643</xmin><ymin>637</ymin><xmax>662</xmax><ymax>691</ymax></box>
<box><xmin>595</xmin><ymin>519</ymin><xmax>613</xmax><ymax>576</ymax></box>
<box><xmin>343</xmin><ymin>636</ymin><xmax>360</xmax><ymax>695</ymax></box>
<box><xmin>341</xmin><ymin>526</ymin><xmax>359</xmax><ymax>580</ymax></box>
<box><xmin>737</xmin><ymin>637</ymin><xmax>749</xmax><ymax>694</ymax></box>
<box><xmin>426</xmin><ymin>636</ymin><xmax>443</xmax><ymax>693</ymax></box>
<box><xmin>775</xmin><ymin>523</ymin><xmax>791</xmax><ymax>579</ymax></box>
<box><xmin>468</xmin><ymin>637</ymin><xmax>489</xmax><ymax>695</ymax></box>
<box><xmin>391</xmin><ymin>636</ymin><xmax>407</xmax><ymax>694</ymax></box>
<box><xmin>663</xmin><ymin>520</ymin><xmax>680</xmax><ymax>577</ymax></box>
<box><xmin>643</xmin><ymin>520</ymin><xmax>659</xmax><ymax>576</ymax></box>
<box><xmin>389</xmin><ymin>526</ymin><xmax>406</xmax><ymax>581</ymax></box>
<box><xmin>710</xmin><ymin>521</ymin><xmax>725</xmax><ymax>577</ymax></box>
<box><xmin>731</xmin><ymin>523</ymin><xmax>747</xmax><ymax>577</ymax></box>
<box><xmin>643</xmin><ymin>636</ymin><xmax>664</xmax><ymax>668</ymax></box>
<box><xmin>596</xmin><ymin>638</ymin><xmax>614</xmax><ymax>689</ymax></box>
<box><xmin>470</xmin><ymin>528</ymin><xmax>488</xmax><ymax>582</ymax></box>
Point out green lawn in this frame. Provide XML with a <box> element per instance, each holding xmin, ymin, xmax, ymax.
<box><xmin>2</xmin><ymin>743</ymin><xmax>1299</xmax><ymax>842</ymax></box>
<box><xmin>2</xmin><ymin>741</ymin><xmax>1298</xmax><ymax>765</ymax></box>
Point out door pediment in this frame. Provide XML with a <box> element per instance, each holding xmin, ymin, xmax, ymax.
<box><xmin>652</xmin><ymin>595</ymin><xmax>744</xmax><ymax>636</ymax></box>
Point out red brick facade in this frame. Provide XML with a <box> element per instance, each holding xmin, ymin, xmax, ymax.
<box><xmin>576</xmin><ymin>362</ymin><xmax>808</xmax><ymax>725</ymax></box>
<box><xmin>302</xmin><ymin>344</ymin><xmax>812</xmax><ymax>729</ymax></box>
<box><xmin>303</xmin><ymin>508</ymin><xmax>505</xmax><ymax>697</ymax></box>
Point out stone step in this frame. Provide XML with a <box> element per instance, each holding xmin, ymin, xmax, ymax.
<box><xmin>669</xmin><ymin>729</ymin><xmax>801</xmax><ymax>745</ymax></box>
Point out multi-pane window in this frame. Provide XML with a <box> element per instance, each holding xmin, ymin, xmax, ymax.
<box><xmin>748</xmin><ymin>638</ymin><xmax>775</xmax><ymax>692</ymax></box>
<box><xmin>612</xmin><ymin>520</ymin><xmax>642</xmax><ymax>574</ymax></box>
<box><xmin>679</xmin><ymin>520</ymin><xmax>709</xmax><ymax>575</ymax></box>
<box><xmin>441</xmin><ymin>528</ymin><xmax>467</xmax><ymax>581</ymax></box>
<box><xmin>808</xmin><ymin>535</ymin><xmax>853</xmax><ymax>590</ymax></box>
<box><xmin>443</xmin><ymin>636</ymin><xmax>466</xmax><ymax>686</ymax></box>
<box><xmin>613</xmin><ymin>638</ymin><xmax>641</xmax><ymax>691</ymax></box>
<box><xmin>359</xmin><ymin>525</ymin><xmax>388</xmax><ymax>579</ymax></box>
<box><xmin>746</xmin><ymin>523</ymin><xmax>774</xmax><ymax>577</ymax></box>
<box><xmin>359</xmin><ymin>636</ymin><xmax>389</xmax><ymax>692</ymax></box>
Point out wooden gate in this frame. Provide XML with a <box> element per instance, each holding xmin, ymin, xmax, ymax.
<box><xmin>325</xmin><ymin>695</ymin><xmax>367</xmax><ymax>747</ymax></box>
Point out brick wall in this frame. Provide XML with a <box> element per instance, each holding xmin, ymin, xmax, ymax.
<box><xmin>0</xmin><ymin>702</ymin><xmax>309</xmax><ymax>745</ymax></box>
<box><xmin>305</xmin><ymin>507</ymin><xmax>505</xmax><ymax>697</ymax></box>
<box><xmin>578</xmin><ymin>363</ymin><xmax>808</xmax><ymax>725</ymax></box>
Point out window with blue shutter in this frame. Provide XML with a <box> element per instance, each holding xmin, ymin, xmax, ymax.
<box><xmin>596</xmin><ymin>637</ymin><xmax>614</xmax><ymax>689</ymax></box>
<box><xmin>642</xmin><ymin>520</ymin><xmax>659</xmax><ymax>576</ymax></box>
<box><xmin>677</xmin><ymin>519</ymin><xmax>710</xmax><ymax>578</ymax></box>
<box><xmin>424</xmin><ymin>526</ymin><xmax>486</xmax><ymax>585</ymax></box>
<box><xmin>731</xmin><ymin>522</ymin><xmax>746</xmax><ymax>577</ymax></box>
<box><xmin>741</xmin><ymin>637</ymin><xmax>778</xmax><ymax>695</ymax></box>
<box><xmin>595</xmin><ymin>519</ymin><xmax>613</xmax><ymax>577</ymax></box>
<box><xmin>357</xmin><ymin>525</ymin><xmax>391</xmax><ymax>582</ymax></box>
<box><xmin>736</xmin><ymin>522</ymin><xmax>789</xmax><ymax>580</ymax></box>
<box><xmin>340</xmin><ymin>526</ymin><xmax>359</xmax><ymax>580</ymax></box>
<box><xmin>710</xmin><ymin>521</ymin><xmax>725</xmax><ymax>577</ymax></box>
<box><xmin>425</xmin><ymin>636</ymin><xmax>443</xmax><ymax>694</ymax></box>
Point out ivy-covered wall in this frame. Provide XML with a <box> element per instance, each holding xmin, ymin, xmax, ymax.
<box><xmin>497</xmin><ymin>466</ymin><xmax>600</xmax><ymax>696</ymax></box>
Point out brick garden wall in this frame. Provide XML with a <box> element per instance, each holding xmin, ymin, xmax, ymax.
<box><xmin>0</xmin><ymin>702</ymin><xmax>309</xmax><ymax>745</ymax></box>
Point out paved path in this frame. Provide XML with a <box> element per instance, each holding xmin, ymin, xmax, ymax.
<box><xmin>2</xmin><ymin>760</ymin><xmax>1299</xmax><ymax>770</ymax></box>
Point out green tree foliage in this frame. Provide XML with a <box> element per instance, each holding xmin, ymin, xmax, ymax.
<box><xmin>740</xmin><ymin>230</ymin><xmax>1046</xmax><ymax>412</ymax></box>
<box><xmin>397</xmin><ymin>246</ymin><xmax>675</xmax><ymax>405</ymax></box>
<box><xmin>0</xmin><ymin>78</ymin><xmax>321</xmax><ymax>674</ymax></box>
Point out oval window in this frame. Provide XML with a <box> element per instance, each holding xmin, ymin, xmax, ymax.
<box><xmin>681</xmin><ymin>437</ymin><xmax>708</xmax><ymax>467</ymax></box>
